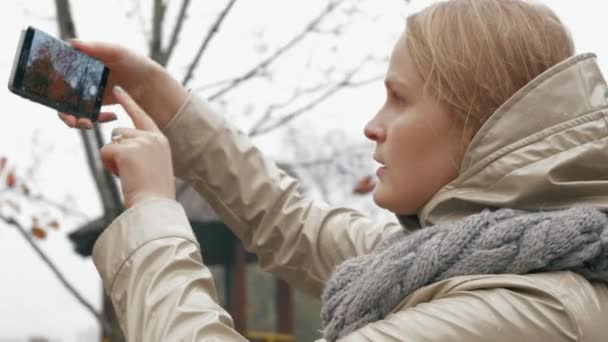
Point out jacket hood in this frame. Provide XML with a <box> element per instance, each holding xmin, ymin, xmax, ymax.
<box><xmin>414</xmin><ymin>53</ymin><xmax>608</xmax><ymax>227</ymax></box>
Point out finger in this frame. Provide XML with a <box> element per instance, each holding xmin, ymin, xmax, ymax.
<box><xmin>112</xmin><ymin>86</ymin><xmax>159</xmax><ymax>132</ymax></box>
<box><xmin>57</xmin><ymin>112</ymin><xmax>76</xmax><ymax>128</ymax></box>
<box><xmin>76</xmin><ymin>118</ymin><xmax>93</xmax><ymax>130</ymax></box>
<box><xmin>69</xmin><ymin>39</ymin><xmax>124</xmax><ymax>65</ymax></box>
<box><xmin>98</xmin><ymin>112</ymin><xmax>118</xmax><ymax>123</ymax></box>
<box><xmin>100</xmin><ymin>143</ymin><xmax>121</xmax><ymax>177</ymax></box>
<box><xmin>111</xmin><ymin>127</ymin><xmax>141</xmax><ymax>140</ymax></box>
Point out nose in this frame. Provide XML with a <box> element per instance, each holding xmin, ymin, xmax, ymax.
<box><xmin>364</xmin><ymin>115</ymin><xmax>386</xmax><ymax>142</ymax></box>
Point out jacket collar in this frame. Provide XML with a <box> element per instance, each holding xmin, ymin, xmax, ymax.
<box><xmin>416</xmin><ymin>53</ymin><xmax>608</xmax><ymax>227</ymax></box>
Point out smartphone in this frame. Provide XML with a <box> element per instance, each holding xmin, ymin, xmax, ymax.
<box><xmin>8</xmin><ymin>26</ymin><xmax>109</xmax><ymax>122</ymax></box>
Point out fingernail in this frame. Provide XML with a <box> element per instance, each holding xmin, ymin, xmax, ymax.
<box><xmin>69</xmin><ymin>38</ymin><xmax>83</xmax><ymax>45</ymax></box>
<box><xmin>77</xmin><ymin>122</ymin><xmax>91</xmax><ymax>130</ymax></box>
<box><xmin>114</xmin><ymin>86</ymin><xmax>125</xmax><ymax>94</ymax></box>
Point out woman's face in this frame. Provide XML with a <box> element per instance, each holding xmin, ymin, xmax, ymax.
<box><xmin>364</xmin><ymin>32</ymin><xmax>469</xmax><ymax>215</ymax></box>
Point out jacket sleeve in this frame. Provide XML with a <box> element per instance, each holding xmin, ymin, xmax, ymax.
<box><xmin>338</xmin><ymin>287</ymin><xmax>578</xmax><ymax>342</ymax></box>
<box><xmin>161</xmin><ymin>93</ymin><xmax>402</xmax><ymax>298</ymax></box>
<box><xmin>92</xmin><ymin>198</ymin><xmax>249</xmax><ymax>342</ymax></box>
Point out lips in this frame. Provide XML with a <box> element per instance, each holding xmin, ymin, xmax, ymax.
<box><xmin>373</xmin><ymin>154</ymin><xmax>385</xmax><ymax>166</ymax></box>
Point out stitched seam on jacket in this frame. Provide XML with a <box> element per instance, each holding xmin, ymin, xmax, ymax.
<box><xmin>424</xmin><ymin>112</ymin><xmax>608</xmax><ymax>212</ymax></box>
<box><xmin>483</xmin><ymin>135</ymin><xmax>608</xmax><ymax>191</ymax></box>
<box><xmin>463</xmin><ymin>53</ymin><xmax>596</xmax><ymax>169</ymax></box>
<box><xmin>458</xmin><ymin>111</ymin><xmax>607</xmax><ymax>184</ymax></box>
<box><xmin>425</xmin><ymin>133</ymin><xmax>608</xmax><ymax>210</ymax></box>
<box><xmin>602</xmin><ymin>112</ymin><xmax>608</xmax><ymax>132</ymax></box>
<box><xmin>109</xmin><ymin>236</ymin><xmax>201</xmax><ymax>294</ymax></box>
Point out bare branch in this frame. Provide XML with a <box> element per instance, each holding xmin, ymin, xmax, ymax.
<box><xmin>182</xmin><ymin>0</ymin><xmax>238</xmax><ymax>86</ymax></box>
<box><xmin>193</xmin><ymin>76</ymin><xmax>243</xmax><ymax>92</ymax></box>
<box><xmin>54</xmin><ymin>0</ymin><xmax>123</xmax><ymax>218</ymax></box>
<box><xmin>277</xmin><ymin>149</ymin><xmax>369</xmax><ymax>169</ymax></box>
<box><xmin>150</xmin><ymin>0</ymin><xmax>167</xmax><ymax>63</ymax></box>
<box><xmin>249</xmin><ymin>58</ymin><xmax>370</xmax><ymax>137</ymax></box>
<box><xmin>248</xmin><ymin>82</ymin><xmax>334</xmax><ymax>136</ymax></box>
<box><xmin>0</xmin><ymin>214</ymin><xmax>111</xmax><ymax>335</ymax></box>
<box><xmin>54</xmin><ymin>0</ymin><xmax>77</xmax><ymax>38</ymax></box>
<box><xmin>24</xmin><ymin>134</ymin><xmax>55</xmax><ymax>180</ymax></box>
<box><xmin>126</xmin><ymin>0</ymin><xmax>150</xmax><ymax>42</ymax></box>
<box><xmin>29</xmin><ymin>194</ymin><xmax>89</xmax><ymax>220</ymax></box>
<box><xmin>162</xmin><ymin>0</ymin><xmax>192</xmax><ymax>66</ymax></box>
<box><xmin>249</xmin><ymin>85</ymin><xmax>337</xmax><ymax>136</ymax></box>
<box><xmin>344</xmin><ymin>74</ymin><xmax>384</xmax><ymax>87</ymax></box>
<box><xmin>207</xmin><ymin>0</ymin><xmax>345</xmax><ymax>100</ymax></box>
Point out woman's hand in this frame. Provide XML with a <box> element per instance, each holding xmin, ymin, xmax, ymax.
<box><xmin>58</xmin><ymin>40</ymin><xmax>188</xmax><ymax>130</ymax></box>
<box><xmin>100</xmin><ymin>86</ymin><xmax>175</xmax><ymax>209</ymax></box>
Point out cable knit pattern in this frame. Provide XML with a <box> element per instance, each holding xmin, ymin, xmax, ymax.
<box><xmin>320</xmin><ymin>207</ymin><xmax>608</xmax><ymax>341</ymax></box>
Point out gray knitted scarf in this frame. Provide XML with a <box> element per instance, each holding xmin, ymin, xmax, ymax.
<box><xmin>320</xmin><ymin>206</ymin><xmax>608</xmax><ymax>341</ymax></box>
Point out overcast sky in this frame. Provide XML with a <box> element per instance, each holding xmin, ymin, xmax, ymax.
<box><xmin>1</xmin><ymin>1</ymin><xmax>608</xmax><ymax>341</ymax></box>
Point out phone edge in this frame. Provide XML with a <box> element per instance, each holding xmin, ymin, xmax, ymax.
<box><xmin>91</xmin><ymin>67</ymin><xmax>110</xmax><ymax>122</ymax></box>
<box><xmin>7</xmin><ymin>28</ymin><xmax>28</xmax><ymax>93</ymax></box>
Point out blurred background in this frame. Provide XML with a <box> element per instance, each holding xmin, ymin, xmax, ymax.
<box><xmin>0</xmin><ymin>0</ymin><xmax>607</xmax><ymax>341</ymax></box>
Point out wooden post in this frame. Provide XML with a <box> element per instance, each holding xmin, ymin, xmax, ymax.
<box><xmin>276</xmin><ymin>279</ymin><xmax>293</xmax><ymax>335</ymax></box>
<box><xmin>232</xmin><ymin>242</ymin><xmax>248</xmax><ymax>334</ymax></box>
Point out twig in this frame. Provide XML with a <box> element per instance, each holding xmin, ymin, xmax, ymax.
<box><xmin>163</xmin><ymin>0</ymin><xmax>192</xmax><ymax>66</ymax></box>
<box><xmin>278</xmin><ymin>149</ymin><xmax>369</xmax><ymax>169</ymax></box>
<box><xmin>344</xmin><ymin>74</ymin><xmax>384</xmax><ymax>87</ymax></box>
<box><xmin>182</xmin><ymin>0</ymin><xmax>238</xmax><ymax>85</ymax></box>
<box><xmin>207</xmin><ymin>0</ymin><xmax>345</xmax><ymax>100</ymax></box>
<box><xmin>150</xmin><ymin>0</ymin><xmax>167</xmax><ymax>62</ymax></box>
<box><xmin>249</xmin><ymin>57</ymin><xmax>371</xmax><ymax>137</ymax></box>
<box><xmin>193</xmin><ymin>76</ymin><xmax>242</xmax><ymax>92</ymax></box>
<box><xmin>0</xmin><ymin>214</ymin><xmax>111</xmax><ymax>335</ymax></box>
<box><xmin>29</xmin><ymin>194</ymin><xmax>89</xmax><ymax>220</ymax></box>
<box><xmin>247</xmin><ymin>84</ymin><xmax>325</xmax><ymax>136</ymax></box>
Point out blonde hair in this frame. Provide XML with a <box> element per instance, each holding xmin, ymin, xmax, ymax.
<box><xmin>406</xmin><ymin>0</ymin><xmax>575</xmax><ymax>133</ymax></box>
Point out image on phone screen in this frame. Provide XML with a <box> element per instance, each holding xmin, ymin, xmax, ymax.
<box><xmin>8</xmin><ymin>27</ymin><xmax>109</xmax><ymax>121</ymax></box>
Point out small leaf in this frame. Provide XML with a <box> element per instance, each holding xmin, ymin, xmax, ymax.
<box><xmin>353</xmin><ymin>175</ymin><xmax>376</xmax><ymax>194</ymax></box>
<box><xmin>31</xmin><ymin>226</ymin><xmax>47</xmax><ymax>240</ymax></box>
<box><xmin>7</xmin><ymin>172</ymin><xmax>16</xmax><ymax>188</ymax></box>
<box><xmin>48</xmin><ymin>220</ymin><xmax>60</xmax><ymax>230</ymax></box>
<box><xmin>5</xmin><ymin>199</ymin><xmax>20</xmax><ymax>213</ymax></box>
<box><xmin>21</xmin><ymin>184</ymin><xmax>30</xmax><ymax>196</ymax></box>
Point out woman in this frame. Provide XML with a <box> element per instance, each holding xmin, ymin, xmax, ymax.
<box><xmin>59</xmin><ymin>0</ymin><xmax>608</xmax><ymax>341</ymax></box>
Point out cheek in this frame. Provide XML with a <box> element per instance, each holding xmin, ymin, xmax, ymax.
<box><xmin>375</xmin><ymin>117</ymin><xmax>462</xmax><ymax>214</ymax></box>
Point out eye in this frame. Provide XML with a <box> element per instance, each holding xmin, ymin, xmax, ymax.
<box><xmin>388</xmin><ymin>89</ymin><xmax>405</xmax><ymax>106</ymax></box>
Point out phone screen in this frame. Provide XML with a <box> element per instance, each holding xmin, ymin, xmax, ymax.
<box><xmin>10</xmin><ymin>27</ymin><xmax>108</xmax><ymax>120</ymax></box>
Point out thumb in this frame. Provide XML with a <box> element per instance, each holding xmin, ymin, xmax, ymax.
<box><xmin>100</xmin><ymin>143</ymin><xmax>120</xmax><ymax>177</ymax></box>
<box><xmin>113</xmin><ymin>86</ymin><xmax>159</xmax><ymax>132</ymax></box>
<box><xmin>70</xmin><ymin>39</ymin><xmax>124</xmax><ymax>64</ymax></box>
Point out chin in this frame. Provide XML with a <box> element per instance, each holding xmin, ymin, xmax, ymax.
<box><xmin>372</xmin><ymin>185</ymin><xmax>418</xmax><ymax>215</ymax></box>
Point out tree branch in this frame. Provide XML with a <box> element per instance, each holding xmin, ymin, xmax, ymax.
<box><xmin>249</xmin><ymin>57</ymin><xmax>370</xmax><ymax>137</ymax></box>
<box><xmin>207</xmin><ymin>0</ymin><xmax>345</xmax><ymax>100</ymax></box>
<box><xmin>277</xmin><ymin>149</ymin><xmax>369</xmax><ymax>169</ymax></box>
<box><xmin>182</xmin><ymin>0</ymin><xmax>238</xmax><ymax>86</ymax></box>
<box><xmin>344</xmin><ymin>74</ymin><xmax>384</xmax><ymax>87</ymax></box>
<box><xmin>1</xmin><ymin>214</ymin><xmax>111</xmax><ymax>335</ymax></box>
<box><xmin>126</xmin><ymin>0</ymin><xmax>150</xmax><ymax>42</ymax></box>
<box><xmin>55</xmin><ymin>0</ymin><xmax>124</xmax><ymax>219</ymax></box>
<box><xmin>54</xmin><ymin>0</ymin><xmax>77</xmax><ymax>39</ymax></box>
<box><xmin>193</xmin><ymin>76</ymin><xmax>241</xmax><ymax>92</ymax></box>
<box><xmin>162</xmin><ymin>0</ymin><xmax>191</xmax><ymax>66</ymax></box>
<box><xmin>247</xmin><ymin>81</ymin><xmax>333</xmax><ymax>136</ymax></box>
<box><xmin>28</xmin><ymin>194</ymin><xmax>89</xmax><ymax>220</ymax></box>
<box><xmin>150</xmin><ymin>0</ymin><xmax>167</xmax><ymax>63</ymax></box>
